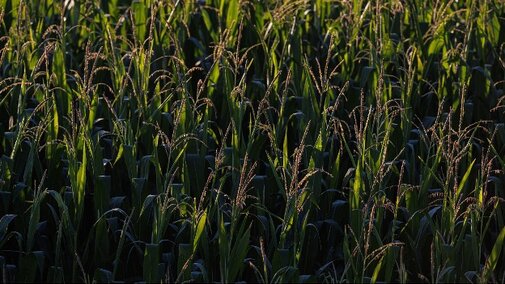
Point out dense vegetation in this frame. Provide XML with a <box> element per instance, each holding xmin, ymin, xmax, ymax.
<box><xmin>1</xmin><ymin>0</ymin><xmax>505</xmax><ymax>282</ymax></box>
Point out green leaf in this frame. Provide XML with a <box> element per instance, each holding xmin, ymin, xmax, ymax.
<box><xmin>228</xmin><ymin>226</ymin><xmax>251</xmax><ymax>282</ymax></box>
<box><xmin>428</xmin><ymin>35</ymin><xmax>444</xmax><ymax>56</ymax></box>
<box><xmin>226</xmin><ymin>0</ymin><xmax>239</xmax><ymax>28</ymax></box>
<box><xmin>481</xmin><ymin>227</ymin><xmax>505</xmax><ymax>282</ymax></box>
<box><xmin>88</xmin><ymin>92</ymin><xmax>98</xmax><ymax>132</ymax></box>
<box><xmin>0</xmin><ymin>214</ymin><xmax>16</xmax><ymax>241</ymax></box>
<box><xmin>143</xmin><ymin>243</ymin><xmax>160</xmax><ymax>283</ymax></box>
<box><xmin>177</xmin><ymin>243</ymin><xmax>192</xmax><ymax>282</ymax></box>
<box><xmin>132</xmin><ymin>0</ymin><xmax>148</xmax><ymax>42</ymax></box>
<box><xmin>283</xmin><ymin>127</ymin><xmax>289</xmax><ymax>170</ymax></box>
<box><xmin>272</xmin><ymin>248</ymin><xmax>291</xmax><ymax>275</ymax></box>
<box><xmin>218</xmin><ymin>213</ymin><xmax>229</xmax><ymax>280</ymax></box>
<box><xmin>486</xmin><ymin>12</ymin><xmax>500</xmax><ymax>46</ymax></box>
<box><xmin>456</xmin><ymin>159</ymin><xmax>475</xmax><ymax>199</ymax></box>
<box><xmin>27</xmin><ymin>191</ymin><xmax>45</xmax><ymax>252</ymax></box>
<box><xmin>94</xmin><ymin>218</ymin><xmax>110</xmax><ymax>266</ymax></box>
<box><xmin>114</xmin><ymin>144</ymin><xmax>124</xmax><ymax>165</ymax></box>
<box><xmin>351</xmin><ymin>164</ymin><xmax>362</xmax><ymax>208</ymax></box>
<box><xmin>193</xmin><ymin>210</ymin><xmax>207</xmax><ymax>253</ymax></box>
<box><xmin>75</xmin><ymin>143</ymin><xmax>87</xmax><ymax>221</ymax></box>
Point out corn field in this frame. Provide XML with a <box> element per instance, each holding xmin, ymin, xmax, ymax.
<box><xmin>1</xmin><ymin>0</ymin><xmax>505</xmax><ymax>282</ymax></box>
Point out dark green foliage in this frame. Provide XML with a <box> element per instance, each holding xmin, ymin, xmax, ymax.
<box><xmin>0</xmin><ymin>0</ymin><xmax>505</xmax><ymax>282</ymax></box>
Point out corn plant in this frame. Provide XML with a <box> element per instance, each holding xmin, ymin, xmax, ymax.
<box><xmin>0</xmin><ymin>0</ymin><xmax>505</xmax><ymax>283</ymax></box>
